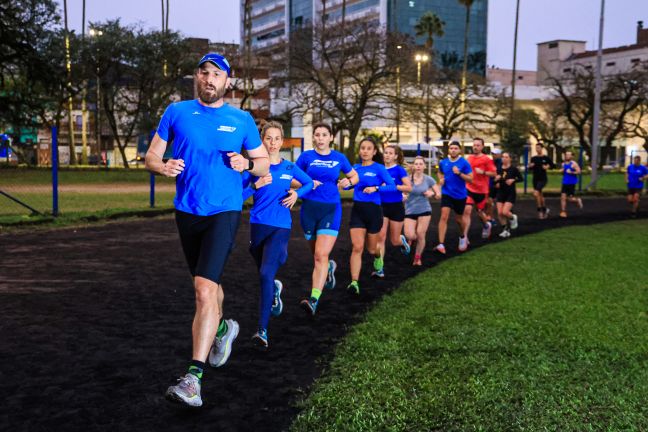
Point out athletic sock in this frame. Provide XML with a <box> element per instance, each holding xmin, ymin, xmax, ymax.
<box><xmin>216</xmin><ymin>320</ymin><xmax>228</xmax><ymax>338</ymax></box>
<box><xmin>188</xmin><ymin>360</ymin><xmax>205</xmax><ymax>380</ymax></box>
<box><xmin>374</xmin><ymin>255</ymin><xmax>384</xmax><ymax>270</ymax></box>
<box><xmin>310</xmin><ymin>288</ymin><xmax>322</xmax><ymax>301</ymax></box>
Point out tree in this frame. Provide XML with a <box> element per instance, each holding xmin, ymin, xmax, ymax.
<box><xmin>282</xmin><ymin>19</ymin><xmax>412</xmax><ymax>156</ymax></box>
<box><xmin>86</xmin><ymin>20</ymin><xmax>194</xmax><ymax>168</ymax></box>
<box><xmin>548</xmin><ymin>64</ymin><xmax>648</xmax><ymax>167</ymax></box>
<box><xmin>0</xmin><ymin>0</ymin><xmax>64</xmax><ymax>160</ymax></box>
<box><xmin>414</xmin><ymin>12</ymin><xmax>445</xmax><ymax>53</ymax></box>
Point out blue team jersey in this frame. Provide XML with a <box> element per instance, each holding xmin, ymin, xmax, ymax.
<box><xmin>627</xmin><ymin>164</ymin><xmax>648</xmax><ymax>189</ymax></box>
<box><xmin>156</xmin><ymin>100</ymin><xmax>262</xmax><ymax>216</ymax></box>
<box><xmin>296</xmin><ymin>150</ymin><xmax>353</xmax><ymax>203</ymax></box>
<box><xmin>242</xmin><ymin>160</ymin><xmax>313</xmax><ymax>229</ymax></box>
<box><xmin>352</xmin><ymin>162</ymin><xmax>397</xmax><ymax>205</ymax></box>
<box><xmin>380</xmin><ymin>165</ymin><xmax>408</xmax><ymax>204</ymax></box>
<box><xmin>562</xmin><ymin>162</ymin><xmax>579</xmax><ymax>185</ymax></box>
<box><xmin>439</xmin><ymin>157</ymin><xmax>472</xmax><ymax>199</ymax></box>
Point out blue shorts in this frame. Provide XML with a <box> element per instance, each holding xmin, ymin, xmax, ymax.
<box><xmin>300</xmin><ymin>199</ymin><xmax>342</xmax><ymax>240</ymax></box>
<box><xmin>249</xmin><ymin>223</ymin><xmax>290</xmax><ymax>268</ymax></box>
<box><xmin>175</xmin><ymin>210</ymin><xmax>241</xmax><ymax>284</ymax></box>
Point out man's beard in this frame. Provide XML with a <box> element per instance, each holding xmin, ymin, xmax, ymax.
<box><xmin>198</xmin><ymin>82</ymin><xmax>227</xmax><ymax>104</ymax></box>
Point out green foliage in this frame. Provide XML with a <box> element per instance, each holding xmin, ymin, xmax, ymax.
<box><xmin>291</xmin><ymin>220</ymin><xmax>648</xmax><ymax>431</ymax></box>
<box><xmin>414</xmin><ymin>12</ymin><xmax>445</xmax><ymax>53</ymax></box>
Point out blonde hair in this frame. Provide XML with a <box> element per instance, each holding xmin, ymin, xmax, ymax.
<box><xmin>261</xmin><ymin>120</ymin><xmax>284</xmax><ymax>140</ymax></box>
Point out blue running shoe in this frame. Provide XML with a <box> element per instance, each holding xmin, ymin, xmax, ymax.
<box><xmin>324</xmin><ymin>260</ymin><xmax>337</xmax><ymax>289</ymax></box>
<box><xmin>300</xmin><ymin>297</ymin><xmax>318</xmax><ymax>316</ymax></box>
<box><xmin>271</xmin><ymin>280</ymin><xmax>283</xmax><ymax>317</ymax></box>
<box><xmin>252</xmin><ymin>328</ymin><xmax>268</xmax><ymax>349</ymax></box>
<box><xmin>400</xmin><ymin>234</ymin><xmax>411</xmax><ymax>255</ymax></box>
<box><xmin>371</xmin><ymin>268</ymin><xmax>385</xmax><ymax>278</ymax></box>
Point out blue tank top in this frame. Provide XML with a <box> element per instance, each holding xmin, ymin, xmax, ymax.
<box><xmin>562</xmin><ymin>162</ymin><xmax>578</xmax><ymax>185</ymax></box>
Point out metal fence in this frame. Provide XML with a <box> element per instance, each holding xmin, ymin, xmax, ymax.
<box><xmin>0</xmin><ymin>127</ymin><xmax>174</xmax><ymax>225</ymax></box>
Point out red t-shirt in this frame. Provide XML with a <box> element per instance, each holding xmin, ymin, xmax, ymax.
<box><xmin>466</xmin><ymin>154</ymin><xmax>496</xmax><ymax>194</ymax></box>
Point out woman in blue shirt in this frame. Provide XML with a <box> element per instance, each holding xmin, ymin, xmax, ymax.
<box><xmin>242</xmin><ymin>121</ymin><xmax>313</xmax><ymax>348</ymax></box>
<box><xmin>378</xmin><ymin>144</ymin><xmax>413</xmax><ymax>258</ymax></box>
<box><xmin>346</xmin><ymin>137</ymin><xmax>396</xmax><ymax>295</ymax></box>
<box><xmin>295</xmin><ymin>123</ymin><xmax>359</xmax><ymax>316</ymax></box>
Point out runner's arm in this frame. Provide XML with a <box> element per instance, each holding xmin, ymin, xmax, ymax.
<box><xmin>292</xmin><ymin>165</ymin><xmax>314</xmax><ymax>198</ymax></box>
<box><xmin>145</xmin><ymin>133</ymin><xmax>184</xmax><ymax>177</ymax></box>
<box><xmin>398</xmin><ymin>175</ymin><xmax>413</xmax><ymax>193</ymax></box>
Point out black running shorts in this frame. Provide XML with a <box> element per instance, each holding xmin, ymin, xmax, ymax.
<box><xmin>441</xmin><ymin>195</ymin><xmax>466</xmax><ymax>215</ymax></box>
<box><xmin>350</xmin><ymin>201</ymin><xmax>383</xmax><ymax>234</ymax></box>
<box><xmin>533</xmin><ymin>178</ymin><xmax>547</xmax><ymax>192</ymax></box>
<box><xmin>405</xmin><ymin>211</ymin><xmax>432</xmax><ymax>220</ymax></box>
<box><xmin>561</xmin><ymin>184</ymin><xmax>576</xmax><ymax>196</ymax></box>
<box><xmin>381</xmin><ymin>201</ymin><xmax>405</xmax><ymax>222</ymax></box>
<box><xmin>627</xmin><ymin>187</ymin><xmax>642</xmax><ymax>195</ymax></box>
<box><xmin>496</xmin><ymin>189</ymin><xmax>517</xmax><ymax>204</ymax></box>
<box><xmin>175</xmin><ymin>210</ymin><xmax>241</xmax><ymax>284</ymax></box>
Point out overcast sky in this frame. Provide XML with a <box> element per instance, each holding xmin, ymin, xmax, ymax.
<box><xmin>61</xmin><ymin>0</ymin><xmax>648</xmax><ymax>71</ymax></box>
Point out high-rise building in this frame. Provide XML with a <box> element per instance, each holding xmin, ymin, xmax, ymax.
<box><xmin>243</xmin><ymin>0</ymin><xmax>488</xmax><ymax>75</ymax></box>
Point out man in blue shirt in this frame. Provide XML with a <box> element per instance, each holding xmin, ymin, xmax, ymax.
<box><xmin>436</xmin><ymin>141</ymin><xmax>473</xmax><ymax>254</ymax></box>
<box><xmin>146</xmin><ymin>53</ymin><xmax>269</xmax><ymax>408</ymax></box>
<box><xmin>559</xmin><ymin>150</ymin><xmax>583</xmax><ymax>218</ymax></box>
<box><xmin>626</xmin><ymin>155</ymin><xmax>648</xmax><ymax>217</ymax></box>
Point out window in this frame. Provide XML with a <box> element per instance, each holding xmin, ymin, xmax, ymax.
<box><xmin>585</xmin><ymin>65</ymin><xmax>592</xmax><ymax>70</ymax></box>
<box><xmin>548</xmin><ymin>42</ymin><xmax>558</xmax><ymax>49</ymax></box>
<box><xmin>409</xmin><ymin>1</ymin><xmax>415</xmax><ymax>7</ymax></box>
<box><xmin>606</xmin><ymin>61</ymin><xmax>616</xmax><ymax>67</ymax></box>
<box><xmin>563</xmin><ymin>68</ymin><xmax>572</xmax><ymax>73</ymax></box>
<box><xmin>631</xmin><ymin>58</ymin><xmax>641</xmax><ymax>64</ymax></box>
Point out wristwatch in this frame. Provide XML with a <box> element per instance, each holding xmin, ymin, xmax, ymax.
<box><xmin>246</xmin><ymin>159</ymin><xmax>255</xmax><ymax>171</ymax></box>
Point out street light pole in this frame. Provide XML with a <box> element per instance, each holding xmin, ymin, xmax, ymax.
<box><xmin>90</xmin><ymin>28</ymin><xmax>102</xmax><ymax>165</ymax></box>
<box><xmin>590</xmin><ymin>0</ymin><xmax>605</xmax><ymax>189</ymax></box>
<box><xmin>415</xmin><ymin>53</ymin><xmax>430</xmax><ymax>144</ymax></box>
<box><xmin>396</xmin><ymin>45</ymin><xmax>402</xmax><ymax>144</ymax></box>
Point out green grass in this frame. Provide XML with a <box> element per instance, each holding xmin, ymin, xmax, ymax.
<box><xmin>0</xmin><ymin>167</ymin><xmax>177</xmax><ymax>185</ymax></box>
<box><xmin>0</xmin><ymin>192</ymin><xmax>175</xmax><ymax>225</ymax></box>
<box><xmin>291</xmin><ymin>220</ymin><xmax>648</xmax><ymax>431</ymax></box>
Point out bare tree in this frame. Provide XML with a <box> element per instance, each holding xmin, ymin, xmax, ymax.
<box><xmin>282</xmin><ymin>19</ymin><xmax>412</xmax><ymax>155</ymax></box>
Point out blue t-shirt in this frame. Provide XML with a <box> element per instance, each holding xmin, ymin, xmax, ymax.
<box><xmin>439</xmin><ymin>157</ymin><xmax>472</xmax><ymax>199</ymax></box>
<box><xmin>352</xmin><ymin>162</ymin><xmax>397</xmax><ymax>205</ymax></box>
<box><xmin>296</xmin><ymin>150</ymin><xmax>353</xmax><ymax>203</ymax></box>
<box><xmin>157</xmin><ymin>100</ymin><xmax>262</xmax><ymax>216</ymax></box>
<box><xmin>628</xmin><ymin>164</ymin><xmax>648</xmax><ymax>189</ymax></box>
<box><xmin>380</xmin><ymin>165</ymin><xmax>408</xmax><ymax>204</ymax></box>
<box><xmin>242</xmin><ymin>159</ymin><xmax>313</xmax><ymax>229</ymax></box>
<box><xmin>562</xmin><ymin>162</ymin><xmax>579</xmax><ymax>185</ymax></box>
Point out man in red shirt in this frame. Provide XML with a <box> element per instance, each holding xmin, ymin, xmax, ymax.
<box><xmin>462</xmin><ymin>138</ymin><xmax>497</xmax><ymax>242</ymax></box>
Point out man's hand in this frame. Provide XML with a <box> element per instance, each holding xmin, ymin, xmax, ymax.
<box><xmin>452</xmin><ymin>166</ymin><xmax>460</xmax><ymax>175</ymax></box>
<box><xmin>162</xmin><ymin>159</ymin><xmax>185</xmax><ymax>177</ymax></box>
<box><xmin>227</xmin><ymin>152</ymin><xmax>249</xmax><ymax>172</ymax></box>
<box><xmin>255</xmin><ymin>173</ymin><xmax>272</xmax><ymax>189</ymax></box>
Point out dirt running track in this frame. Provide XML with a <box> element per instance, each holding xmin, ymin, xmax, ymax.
<box><xmin>0</xmin><ymin>197</ymin><xmax>643</xmax><ymax>431</ymax></box>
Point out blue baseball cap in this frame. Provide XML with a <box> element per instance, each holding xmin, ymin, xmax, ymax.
<box><xmin>198</xmin><ymin>53</ymin><xmax>231</xmax><ymax>76</ymax></box>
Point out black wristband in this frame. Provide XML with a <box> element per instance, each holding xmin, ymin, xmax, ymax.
<box><xmin>246</xmin><ymin>159</ymin><xmax>255</xmax><ymax>171</ymax></box>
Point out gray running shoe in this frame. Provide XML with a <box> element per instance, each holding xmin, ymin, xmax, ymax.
<box><xmin>510</xmin><ymin>214</ymin><xmax>518</xmax><ymax>230</ymax></box>
<box><xmin>208</xmin><ymin>319</ymin><xmax>239</xmax><ymax>368</ymax></box>
<box><xmin>165</xmin><ymin>373</ymin><xmax>202</xmax><ymax>407</ymax></box>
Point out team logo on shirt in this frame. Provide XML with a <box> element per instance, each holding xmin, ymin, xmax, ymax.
<box><xmin>192</xmin><ymin>111</ymin><xmax>200</xmax><ymax>115</ymax></box>
<box><xmin>310</xmin><ymin>159</ymin><xmax>339</xmax><ymax>168</ymax></box>
<box><xmin>280</xmin><ymin>174</ymin><xmax>293</xmax><ymax>180</ymax></box>
<box><xmin>217</xmin><ymin>125</ymin><xmax>237</xmax><ymax>132</ymax></box>
<box><xmin>364</xmin><ymin>172</ymin><xmax>377</xmax><ymax>177</ymax></box>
